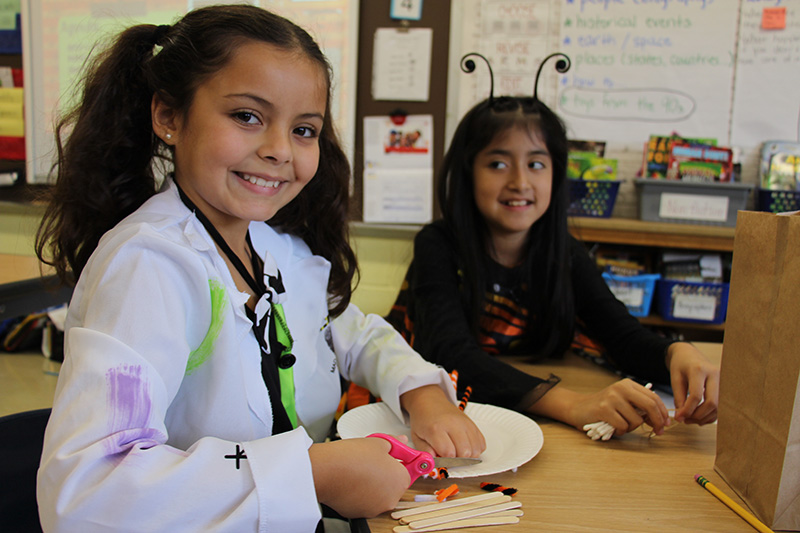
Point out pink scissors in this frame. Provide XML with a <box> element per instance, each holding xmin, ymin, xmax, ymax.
<box><xmin>367</xmin><ymin>433</ymin><xmax>434</xmax><ymax>485</ymax></box>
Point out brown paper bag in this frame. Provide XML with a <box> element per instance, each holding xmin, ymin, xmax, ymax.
<box><xmin>715</xmin><ymin>210</ymin><xmax>800</xmax><ymax>531</ymax></box>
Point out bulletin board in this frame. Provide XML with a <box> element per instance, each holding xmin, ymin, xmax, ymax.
<box><xmin>352</xmin><ymin>0</ymin><xmax>452</xmax><ymax>222</ymax></box>
<box><xmin>21</xmin><ymin>0</ymin><xmax>358</xmax><ymax>184</ymax></box>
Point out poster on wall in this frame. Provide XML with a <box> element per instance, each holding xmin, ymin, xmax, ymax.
<box><xmin>372</xmin><ymin>27</ymin><xmax>432</xmax><ymax>102</ymax></box>
<box><xmin>362</xmin><ymin>114</ymin><xmax>433</xmax><ymax>224</ymax></box>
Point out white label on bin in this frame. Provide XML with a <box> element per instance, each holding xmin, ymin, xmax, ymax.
<box><xmin>658</xmin><ymin>193</ymin><xmax>729</xmax><ymax>222</ymax></box>
<box><xmin>609</xmin><ymin>286</ymin><xmax>644</xmax><ymax>307</ymax></box>
<box><xmin>672</xmin><ymin>293</ymin><xmax>716</xmax><ymax>321</ymax></box>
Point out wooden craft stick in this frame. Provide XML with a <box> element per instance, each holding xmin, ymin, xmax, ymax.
<box><xmin>391</xmin><ymin>492</ymin><xmax>504</xmax><ymax>519</ymax></box>
<box><xmin>393</xmin><ymin>514</ymin><xmax>520</xmax><ymax>532</ymax></box>
<box><xmin>488</xmin><ymin>509</ymin><xmax>524</xmax><ymax>518</ymax></box>
<box><xmin>398</xmin><ymin>495</ymin><xmax>512</xmax><ymax>524</ymax></box>
<box><xmin>407</xmin><ymin>501</ymin><xmax>522</xmax><ymax>530</ymax></box>
<box><xmin>417</xmin><ymin>508</ymin><xmax>522</xmax><ymax>520</ymax></box>
<box><xmin>394</xmin><ymin>501</ymin><xmax>439</xmax><ymax>510</ymax></box>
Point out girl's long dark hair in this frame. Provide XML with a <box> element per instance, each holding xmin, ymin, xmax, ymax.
<box><xmin>438</xmin><ymin>96</ymin><xmax>574</xmax><ymax>358</ymax></box>
<box><xmin>35</xmin><ymin>4</ymin><xmax>356</xmax><ymax>316</ymax></box>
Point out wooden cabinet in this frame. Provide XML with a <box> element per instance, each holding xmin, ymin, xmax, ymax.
<box><xmin>568</xmin><ymin>217</ymin><xmax>733</xmax><ymax>342</ymax></box>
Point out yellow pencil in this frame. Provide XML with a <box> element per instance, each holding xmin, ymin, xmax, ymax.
<box><xmin>694</xmin><ymin>475</ymin><xmax>774</xmax><ymax>533</ymax></box>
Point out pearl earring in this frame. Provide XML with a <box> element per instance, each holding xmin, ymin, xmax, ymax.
<box><xmin>165</xmin><ymin>133</ymin><xmax>172</xmax><ymax>140</ymax></box>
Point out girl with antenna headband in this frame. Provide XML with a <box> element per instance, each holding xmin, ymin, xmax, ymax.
<box><xmin>385</xmin><ymin>52</ymin><xmax>720</xmax><ymax>439</ymax></box>
<box><xmin>34</xmin><ymin>5</ymin><xmax>484</xmax><ymax>531</ymax></box>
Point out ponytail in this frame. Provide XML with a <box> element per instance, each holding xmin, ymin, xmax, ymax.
<box><xmin>36</xmin><ymin>24</ymin><xmax>167</xmax><ymax>283</ymax></box>
<box><xmin>37</xmin><ymin>6</ymin><xmax>357</xmax><ymax>317</ymax></box>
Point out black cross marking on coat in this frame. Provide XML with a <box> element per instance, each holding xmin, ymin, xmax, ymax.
<box><xmin>224</xmin><ymin>444</ymin><xmax>248</xmax><ymax>469</ymax></box>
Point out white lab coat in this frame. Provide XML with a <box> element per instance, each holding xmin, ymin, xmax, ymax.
<box><xmin>37</xmin><ymin>181</ymin><xmax>455</xmax><ymax>532</ymax></box>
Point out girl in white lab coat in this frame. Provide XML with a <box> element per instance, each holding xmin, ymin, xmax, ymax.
<box><xmin>34</xmin><ymin>5</ymin><xmax>484</xmax><ymax>531</ymax></box>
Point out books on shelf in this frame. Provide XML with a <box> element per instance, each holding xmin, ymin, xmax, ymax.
<box><xmin>759</xmin><ymin>141</ymin><xmax>800</xmax><ymax>191</ymax></box>
<box><xmin>644</xmin><ymin>134</ymin><xmax>717</xmax><ymax>179</ymax></box>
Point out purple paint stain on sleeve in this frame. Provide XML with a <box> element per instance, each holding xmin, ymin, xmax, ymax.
<box><xmin>105</xmin><ymin>364</ymin><xmax>157</xmax><ymax>455</ymax></box>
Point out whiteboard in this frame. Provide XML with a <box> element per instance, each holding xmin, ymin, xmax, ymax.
<box><xmin>730</xmin><ymin>0</ymin><xmax>800</xmax><ymax>147</ymax></box>
<box><xmin>556</xmin><ymin>0</ymin><xmax>738</xmax><ymax>145</ymax></box>
<box><xmin>21</xmin><ymin>0</ymin><xmax>358</xmax><ymax>184</ymax></box>
<box><xmin>447</xmin><ymin>0</ymin><xmax>800</xmax><ymax>153</ymax></box>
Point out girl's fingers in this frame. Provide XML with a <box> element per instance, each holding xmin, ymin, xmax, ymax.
<box><xmin>671</xmin><ymin>375</ymin><xmax>688</xmax><ymax>412</ymax></box>
<box><xmin>682</xmin><ymin>402</ymin><xmax>718</xmax><ymax>426</ymax></box>
<box><xmin>410</xmin><ymin>432</ymin><xmax>440</xmax><ymax>458</ymax></box>
<box><xmin>412</xmin><ymin>419</ymin><xmax>485</xmax><ymax>459</ymax></box>
<box><xmin>676</xmin><ymin>372</ymin><xmax>719</xmax><ymax>424</ymax></box>
<box><xmin>676</xmin><ymin>379</ymin><xmax>705</xmax><ymax>422</ymax></box>
<box><xmin>636</xmin><ymin>398</ymin><xmax>668</xmax><ymax>433</ymax></box>
<box><xmin>582</xmin><ymin>381</ymin><xmax>672</xmax><ymax>439</ymax></box>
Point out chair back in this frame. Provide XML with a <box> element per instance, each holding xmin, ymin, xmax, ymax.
<box><xmin>0</xmin><ymin>408</ymin><xmax>51</xmax><ymax>533</ymax></box>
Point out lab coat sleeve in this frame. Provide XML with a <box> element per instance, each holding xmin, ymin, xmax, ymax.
<box><xmin>330</xmin><ymin>303</ymin><xmax>458</xmax><ymax>423</ymax></box>
<box><xmin>37</xmin><ymin>229</ymin><xmax>320</xmax><ymax>532</ymax></box>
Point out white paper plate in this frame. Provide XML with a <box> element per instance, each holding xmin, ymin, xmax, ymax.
<box><xmin>336</xmin><ymin>402</ymin><xmax>543</xmax><ymax>478</ymax></box>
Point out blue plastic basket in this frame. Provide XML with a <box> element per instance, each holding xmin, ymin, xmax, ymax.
<box><xmin>0</xmin><ymin>14</ymin><xmax>21</xmax><ymax>54</ymax></box>
<box><xmin>568</xmin><ymin>179</ymin><xmax>621</xmax><ymax>218</ymax></box>
<box><xmin>757</xmin><ymin>188</ymin><xmax>800</xmax><ymax>213</ymax></box>
<box><xmin>601</xmin><ymin>272</ymin><xmax>659</xmax><ymax>317</ymax></box>
<box><xmin>656</xmin><ymin>279</ymin><xmax>729</xmax><ymax>324</ymax></box>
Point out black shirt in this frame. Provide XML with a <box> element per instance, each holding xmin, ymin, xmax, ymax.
<box><xmin>386</xmin><ymin>220</ymin><xmax>673</xmax><ymax>411</ymax></box>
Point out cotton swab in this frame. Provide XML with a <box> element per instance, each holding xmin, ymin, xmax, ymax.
<box><xmin>582</xmin><ymin>421</ymin><xmax>615</xmax><ymax>441</ymax></box>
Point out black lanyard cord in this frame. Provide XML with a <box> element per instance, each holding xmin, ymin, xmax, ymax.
<box><xmin>175</xmin><ymin>184</ymin><xmax>265</xmax><ymax>297</ymax></box>
<box><xmin>174</xmin><ymin>180</ymin><xmax>294</xmax><ymax>434</ymax></box>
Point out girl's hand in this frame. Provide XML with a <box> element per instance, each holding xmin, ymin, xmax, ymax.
<box><xmin>309</xmin><ymin>438</ymin><xmax>410</xmax><ymax>518</ymax></box>
<box><xmin>532</xmin><ymin>379</ymin><xmax>670</xmax><ymax>437</ymax></box>
<box><xmin>400</xmin><ymin>385</ymin><xmax>486</xmax><ymax>459</ymax></box>
<box><xmin>665</xmin><ymin>342</ymin><xmax>719</xmax><ymax>425</ymax></box>
<box><xmin>574</xmin><ymin>379</ymin><xmax>670</xmax><ymax>436</ymax></box>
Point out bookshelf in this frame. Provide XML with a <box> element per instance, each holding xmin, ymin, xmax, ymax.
<box><xmin>569</xmin><ymin>217</ymin><xmax>733</xmax><ymax>342</ymax></box>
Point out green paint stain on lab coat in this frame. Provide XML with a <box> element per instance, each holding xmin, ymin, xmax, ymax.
<box><xmin>186</xmin><ymin>279</ymin><xmax>227</xmax><ymax>375</ymax></box>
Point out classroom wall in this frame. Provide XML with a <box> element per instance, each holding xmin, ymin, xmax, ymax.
<box><xmin>0</xmin><ymin>208</ymin><xmax>413</xmax><ymax>316</ymax></box>
<box><xmin>350</xmin><ymin>228</ymin><xmax>415</xmax><ymax>316</ymax></box>
<box><xmin>0</xmin><ymin>206</ymin><xmax>41</xmax><ymax>257</ymax></box>
<box><xmin>10</xmin><ymin>0</ymin><xmax>793</xmax><ymax>316</ymax></box>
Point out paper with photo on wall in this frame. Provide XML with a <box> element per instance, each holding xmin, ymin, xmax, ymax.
<box><xmin>362</xmin><ymin>114</ymin><xmax>433</xmax><ymax>224</ymax></box>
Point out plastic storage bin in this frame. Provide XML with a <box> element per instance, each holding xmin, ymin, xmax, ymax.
<box><xmin>757</xmin><ymin>188</ymin><xmax>800</xmax><ymax>213</ymax></box>
<box><xmin>0</xmin><ymin>14</ymin><xmax>21</xmax><ymax>54</ymax></box>
<box><xmin>601</xmin><ymin>272</ymin><xmax>660</xmax><ymax>317</ymax></box>
<box><xmin>634</xmin><ymin>178</ymin><xmax>753</xmax><ymax>227</ymax></box>
<box><xmin>568</xmin><ymin>179</ymin><xmax>621</xmax><ymax>218</ymax></box>
<box><xmin>656</xmin><ymin>278</ymin><xmax>729</xmax><ymax>324</ymax></box>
